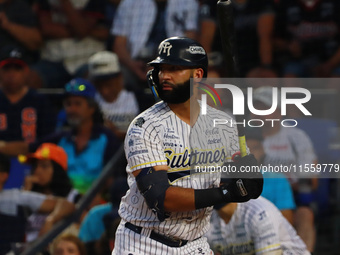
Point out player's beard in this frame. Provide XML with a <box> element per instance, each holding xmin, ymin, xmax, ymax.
<box><xmin>158</xmin><ymin>77</ymin><xmax>192</xmax><ymax>104</ymax></box>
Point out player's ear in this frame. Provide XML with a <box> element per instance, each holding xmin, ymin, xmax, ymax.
<box><xmin>193</xmin><ymin>68</ymin><xmax>204</xmax><ymax>80</ymax></box>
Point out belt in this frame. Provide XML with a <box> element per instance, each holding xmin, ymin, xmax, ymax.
<box><xmin>125</xmin><ymin>222</ymin><xmax>189</xmax><ymax>247</ymax></box>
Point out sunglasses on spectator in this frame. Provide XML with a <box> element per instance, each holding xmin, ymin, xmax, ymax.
<box><xmin>64</xmin><ymin>78</ymin><xmax>96</xmax><ymax>99</ymax></box>
<box><xmin>65</xmin><ymin>82</ymin><xmax>87</xmax><ymax>93</ymax></box>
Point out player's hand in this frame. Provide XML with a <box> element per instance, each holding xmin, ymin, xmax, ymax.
<box><xmin>220</xmin><ymin>154</ymin><xmax>263</xmax><ymax>202</ymax></box>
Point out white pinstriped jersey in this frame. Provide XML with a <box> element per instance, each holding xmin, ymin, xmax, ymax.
<box><xmin>263</xmin><ymin>127</ymin><xmax>317</xmax><ymax>192</ymax></box>
<box><xmin>95</xmin><ymin>90</ymin><xmax>139</xmax><ymax>132</ymax></box>
<box><xmin>263</xmin><ymin>127</ymin><xmax>316</xmax><ymax>176</ymax></box>
<box><xmin>119</xmin><ymin>100</ymin><xmax>240</xmax><ymax>241</ymax></box>
<box><xmin>206</xmin><ymin>197</ymin><xmax>310</xmax><ymax>255</ymax></box>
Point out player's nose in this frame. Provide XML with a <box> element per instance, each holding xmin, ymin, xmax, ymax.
<box><xmin>159</xmin><ymin>69</ymin><xmax>172</xmax><ymax>81</ymax></box>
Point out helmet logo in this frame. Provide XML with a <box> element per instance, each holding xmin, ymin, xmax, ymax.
<box><xmin>159</xmin><ymin>42</ymin><xmax>172</xmax><ymax>56</ymax></box>
<box><xmin>187</xmin><ymin>46</ymin><xmax>206</xmax><ymax>55</ymax></box>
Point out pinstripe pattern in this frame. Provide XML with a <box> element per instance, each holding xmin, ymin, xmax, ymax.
<box><xmin>206</xmin><ymin>197</ymin><xmax>310</xmax><ymax>255</ymax></box>
<box><xmin>111</xmin><ymin>0</ymin><xmax>199</xmax><ymax>58</ymax></box>
<box><xmin>95</xmin><ymin>90</ymin><xmax>139</xmax><ymax>131</ymax></box>
<box><xmin>113</xmin><ymin>101</ymin><xmax>240</xmax><ymax>254</ymax></box>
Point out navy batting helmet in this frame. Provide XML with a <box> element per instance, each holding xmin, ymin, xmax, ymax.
<box><xmin>148</xmin><ymin>37</ymin><xmax>208</xmax><ymax>76</ymax></box>
<box><xmin>147</xmin><ymin>37</ymin><xmax>208</xmax><ymax>99</ymax></box>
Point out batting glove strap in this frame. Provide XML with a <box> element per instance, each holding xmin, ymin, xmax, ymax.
<box><xmin>194</xmin><ymin>188</ymin><xmax>226</xmax><ymax>210</ymax></box>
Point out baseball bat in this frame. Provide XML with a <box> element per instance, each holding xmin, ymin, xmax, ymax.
<box><xmin>216</xmin><ymin>0</ymin><xmax>247</xmax><ymax>157</ymax></box>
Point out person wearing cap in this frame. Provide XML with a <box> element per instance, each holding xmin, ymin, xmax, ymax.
<box><xmin>251</xmin><ymin>86</ymin><xmax>318</xmax><ymax>252</ymax></box>
<box><xmin>0</xmin><ymin>0</ymin><xmax>42</xmax><ymax>60</ymax></box>
<box><xmin>0</xmin><ymin>153</ymin><xmax>75</xmax><ymax>254</ymax></box>
<box><xmin>0</xmin><ymin>46</ymin><xmax>56</xmax><ymax>189</ymax></box>
<box><xmin>88</xmin><ymin>51</ymin><xmax>139</xmax><ymax>141</ymax></box>
<box><xmin>0</xmin><ymin>78</ymin><xmax>121</xmax><ymax>194</ymax></box>
<box><xmin>245</xmin><ymin>127</ymin><xmax>296</xmax><ymax>224</ymax></box>
<box><xmin>29</xmin><ymin>0</ymin><xmax>109</xmax><ymax>89</ymax></box>
<box><xmin>0</xmin><ymin>46</ymin><xmax>55</xmax><ymax>142</ymax></box>
<box><xmin>21</xmin><ymin>143</ymin><xmax>80</xmax><ymax>242</ymax></box>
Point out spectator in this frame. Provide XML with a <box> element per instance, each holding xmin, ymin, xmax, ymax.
<box><xmin>0</xmin><ymin>78</ymin><xmax>121</xmax><ymax>194</ymax></box>
<box><xmin>0</xmin><ymin>0</ymin><xmax>42</xmax><ymax>64</ymax></box>
<box><xmin>78</xmin><ymin>177</ymin><xmax>128</xmax><ymax>254</ymax></box>
<box><xmin>199</xmin><ymin>0</ymin><xmax>277</xmax><ymax>78</ymax></box>
<box><xmin>0</xmin><ymin>153</ymin><xmax>75</xmax><ymax>255</ymax></box>
<box><xmin>31</xmin><ymin>0</ymin><xmax>109</xmax><ymax>88</ymax></box>
<box><xmin>88</xmin><ymin>51</ymin><xmax>139</xmax><ymax>140</ymax></box>
<box><xmin>0</xmin><ymin>45</ymin><xmax>56</xmax><ymax>188</ymax></box>
<box><xmin>245</xmin><ymin>127</ymin><xmax>296</xmax><ymax>224</ymax></box>
<box><xmin>50</xmin><ymin>234</ymin><xmax>87</xmax><ymax>255</ymax></box>
<box><xmin>105</xmin><ymin>0</ymin><xmax>122</xmax><ymax>50</ymax></box>
<box><xmin>0</xmin><ymin>46</ymin><xmax>55</xmax><ymax>142</ymax></box>
<box><xmin>111</xmin><ymin>0</ymin><xmax>199</xmax><ymax>93</ymax></box>
<box><xmin>251</xmin><ymin>86</ymin><xmax>318</xmax><ymax>252</ymax></box>
<box><xmin>206</xmin><ymin>197</ymin><xmax>310</xmax><ymax>255</ymax></box>
<box><xmin>21</xmin><ymin>143</ymin><xmax>80</xmax><ymax>242</ymax></box>
<box><xmin>274</xmin><ymin>0</ymin><xmax>340</xmax><ymax>78</ymax></box>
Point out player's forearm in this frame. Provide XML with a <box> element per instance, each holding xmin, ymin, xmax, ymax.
<box><xmin>164</xmin><ymin>186</ymin><xmax>196</xmax><ymax>212</ymax></box>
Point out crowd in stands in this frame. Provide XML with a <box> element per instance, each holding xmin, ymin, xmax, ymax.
<box><xmin>0</xmin><ymin>0</ymin><xmax>339</xmax><ymax>254</ymax></box>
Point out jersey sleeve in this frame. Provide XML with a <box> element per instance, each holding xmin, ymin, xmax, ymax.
<box><xmin>184</xmin><ymin>0</ymin><xmax>199</xmax><ymax>31</ymax></box>
<box><xmin>249</xmin><ymin>205</ymin><xmax>282</xmax><ymax>254</ymax></box>
<box><xmin>125</xmin><ymin>118</ymin><xmax>167</xmax><ymax>173</ymax></box>
<box><xmin>294</xmin><ymin>129</ymin><xmax>317</xmax><ymax>165</ymax></box>
<box><xmin>111</xmin><ymin>0</ymin><xmax>132</xmax><ymax>36</ymax></box>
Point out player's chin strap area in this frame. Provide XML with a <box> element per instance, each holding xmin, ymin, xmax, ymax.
<box><xmin>147</xmin><ymin>69</ymin><xmax>160</xmax><ymax>100</ymax></box>
<box><xmin>195</xmin><ymin>154</ymin><xmax>263</xmax><ymax>209</ymax></box>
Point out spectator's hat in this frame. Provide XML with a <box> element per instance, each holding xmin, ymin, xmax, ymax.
<box><xmin>22</xmin><ymin>143</ymin><xmax>68</xmax><ymax>171</ymax></box>
<box><xmin>88</xmin><ymin>51</ymin><xmax>121</xmax><ymax>80</ymax></box>
<box><xmin>0</xmin><ymin>46</ymin><xmax>27</xmax><ymax>68</ymax></box>
<box><xmin>252</xmin><ymin>86</ymin><xmax>281</xmax><ymax>108</ymax></box>
<box><xmin>64</xmin><ymin>78</ymin><xmax>96</xmax><ymax>99</ymax></box>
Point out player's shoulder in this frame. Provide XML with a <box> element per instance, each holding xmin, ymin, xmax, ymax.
<box><xmin>239</xmin><ymin>197</ymin><xmax>281</xmax><ymax>225</ymax></box>
<box><xmin>126</xmin><ymin>101</ymin><xmax>169</xmax><ymax>132</ymax></box>
<box><xmin>203</xmin><ymin>103</ymin><xmax>238</xmax><ymax>132</ymax></box>
<box><xmin>206</xmin><ymin>104</ymin><xmax>235</xmax><ymax>120</ymax></box>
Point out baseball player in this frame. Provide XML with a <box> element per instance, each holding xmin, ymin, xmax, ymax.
<box><xmin>206</xmin><ymin>197</ymin><xmax>310</xmax><ymax>255</ymax></box>
<box><xmin>112</xmin><ymin>37</ymin><xmax>263</xmax><ymax>255</ymax></box>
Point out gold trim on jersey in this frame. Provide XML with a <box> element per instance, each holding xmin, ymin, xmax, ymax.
<box><xmin>255</xmin><ymin>243</ymin><xmax>281</xmax><ymax>253</ymax></box>
<box><xmin>130</xmin><ymin>160</ymin><xmax>167</xmax><ymax>170</ymax></box>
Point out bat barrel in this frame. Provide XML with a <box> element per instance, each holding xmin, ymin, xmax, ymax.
<box><xmin>217</xmin><ymin>0</ymin><xmax>247</xmax><ymax>156</ymax></box>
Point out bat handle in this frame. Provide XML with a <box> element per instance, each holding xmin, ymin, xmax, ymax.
<box><xmin>239</xmin><ymin>136</ymin><xmax>247</xmax><ymax>157</ymax></box>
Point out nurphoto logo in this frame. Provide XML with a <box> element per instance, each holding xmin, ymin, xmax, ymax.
<box><xmin>198</xmin><ymin>82</ymin><xmax>312</xmax><ymax>128</ymax></box>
